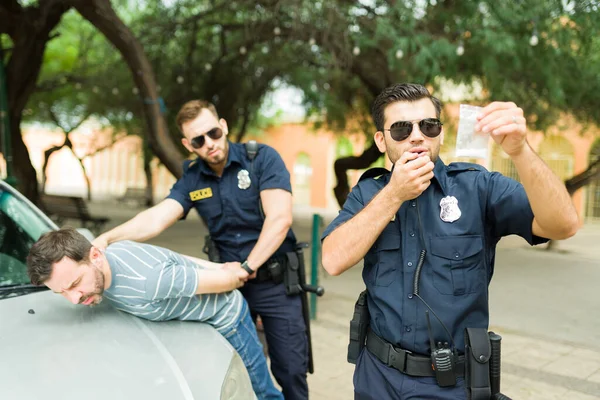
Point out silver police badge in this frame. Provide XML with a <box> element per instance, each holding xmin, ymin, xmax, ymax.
<box><xmin>439</xmin><ymin>196</ymin><xmax>461</xmax><ymax>223</ymax></box>
<box><xmin>237</xmin><ymin>169</ymin><xmax>251</xmax><ymax>189</ymax></box>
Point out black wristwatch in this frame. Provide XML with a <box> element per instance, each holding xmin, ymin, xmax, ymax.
<box><xmin>241</xmin><ymin>260</ymin><xmax>254</xmax><ymax>275</ymax></box>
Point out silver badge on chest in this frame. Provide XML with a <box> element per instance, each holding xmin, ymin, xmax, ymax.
<box><xmin>237</xmin><ymin>169</ymin><xmax>251</xmax><ymax>190</ymax></box>
<box><xmin>439</xmin><ymin>196</ymin><xmax>461</xmax><ymax>223</ymax></box>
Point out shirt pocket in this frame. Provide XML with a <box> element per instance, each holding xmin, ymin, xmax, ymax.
<box><xmin>364</xmin><ymin>232</ymin><xmax>401</xmax><ymax>287</ymax></box>
<box><xmin>195</xmin><ymin>201</ymin><xmax>222</xmax><ymax>224</ymax></box>
<box><xmin>429</xmin><ymin>235</ymin><xmax>484</xmax><ymax>295</ymax></box>
<box><xmin>238</xmin><ymin>192</ymin><xmax>261</xmax><ymax>211</ymax></box>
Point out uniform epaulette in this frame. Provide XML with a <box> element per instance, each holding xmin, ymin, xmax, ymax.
<box><xmin>446</xmin><ymin>162</ymin><xmax>487</xmax><ymax>173</ymax></box>
<box><xmin>183</xmin><ymin>159</ymin><xmax>199</xmax><ymax>173</ymax></box>
<box><xmin>359</xmin><ymin>167</ymin><xmax>390</xmax><ymax>182</ymax></box>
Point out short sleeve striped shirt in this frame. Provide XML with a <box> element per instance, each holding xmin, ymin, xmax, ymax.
<box><xmin>102</xmin><ymin>241</ymin><xmax>243</xmax><ymax>333</ymax></box>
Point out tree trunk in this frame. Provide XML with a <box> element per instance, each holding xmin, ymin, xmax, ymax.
<box><xmin>73</xmin><ymin>153</ymin><xmax>92</xmax><ymax>201</ymax></box>
<box><xmin>72</xmin><ymin>0</ymin><xmax>183</xmax><ymax>179</ymax></box>
<box><xmin>333</xmin><ymin>141</ymin><xmax>382</xmax><ymax>207</ymax></box>
<box><xmin>142</xmin><ymin>138</ymin><xmax>154</xmax><ymax>207</ymax></box>
<box><xmin>4</xmin><ymin>1</ymin><xmax>72</xmax><ymax>202</ymax></box>
<box><xmin>41</xmin><ymin>137</ymin><xmax>72</xmax><ymax>193</ymax></box>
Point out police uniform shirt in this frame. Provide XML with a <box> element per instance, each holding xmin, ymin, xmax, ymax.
<box><xmin>167</xmin><ymin>141</ymin><xmax>297</xmax><ymax>262</ymax></box>
<box><xmin>322</xmin><ymin>159</ymin><xmax>549</xmax><ymax>355</ymax></box>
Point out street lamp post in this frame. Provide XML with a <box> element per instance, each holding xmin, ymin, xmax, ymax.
<box><xmin>0</xmin><ymin>39</ymin><xmax>17</xmax><ymax>186</ymax></box>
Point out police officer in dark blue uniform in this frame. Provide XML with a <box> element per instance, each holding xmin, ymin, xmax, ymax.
<box><xmin>321</xmin><ymin>83</ymin><xmax>579</xmax><ymax>399</ymax></box>
<box><xmin>94</xmin><ymin>100</ymin><xmax>308</xmax><ymax>400</ymax></box>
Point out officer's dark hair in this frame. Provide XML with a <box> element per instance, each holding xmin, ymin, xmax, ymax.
<box><xmin>371</xmin><ymin>83</ymin><xmax>443</xmax><ymax>132</ymax></box>
<box><xmin>175</xmin><ymin>100</ymin><xmax>219</xmax><ymax>133</ymax></box>
<box><xmin>26</xmin><ymin>227</ymin><xmax>92</xmax><ymax>285</ymax></box>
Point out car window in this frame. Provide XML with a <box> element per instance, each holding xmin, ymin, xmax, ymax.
<box><xmin>0</xmin><ymin>188</ymin><xmax>54</xmax><ymax>286</ymax></box>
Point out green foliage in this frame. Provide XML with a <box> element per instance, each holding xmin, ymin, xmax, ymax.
<box><xmin>24</xmin><ymin>0</ymin><xmax>600</xmax><ymax>151</ymax></box>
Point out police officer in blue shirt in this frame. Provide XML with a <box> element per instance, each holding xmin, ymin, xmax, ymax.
<box><xmin>94</xmin><ymin>100</ymin><xmax>308</xmax><ymax>399</ymax></box>
<box><xmin>321</xmin><ymin>83</ymin><xmax>579</xmax><ymax>399</ymax></box>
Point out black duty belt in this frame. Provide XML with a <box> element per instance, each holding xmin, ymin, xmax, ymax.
<box><xmin>366</xmin><ymin>328</ymin><xmax>465</xmax><ymax>378</ymax></box>
<box><xmin>253</xmin><ymin>255</ymin><xmax>287</xmax><ymax>283</ymax></box>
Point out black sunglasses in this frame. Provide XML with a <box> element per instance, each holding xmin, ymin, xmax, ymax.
<box><xmin>190</xmin><ymin>127</ymin><xmax>224</xmax><ymax>149</ymax></box>
<box><xmin>384</xmin><ymin>118</ymin><xmax>443</xmax><ymax>142</ymax></box>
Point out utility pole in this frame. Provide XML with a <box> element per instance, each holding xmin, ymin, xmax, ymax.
<box><xmin>0</xmin><ymin>38</ymin><xmax>17</xmax><ymax>186</ymax></box>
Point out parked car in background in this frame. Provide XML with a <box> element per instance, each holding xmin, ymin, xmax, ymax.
<box><xmin>0</xmin><ymin>180</ymin><xmax>255</xmax><ymax>400</ymax></box>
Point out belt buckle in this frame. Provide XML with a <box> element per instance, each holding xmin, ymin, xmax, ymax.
<box><xmin>388</xmin><ymin>345</ymin><xmax>409</xmax><ymax>372</ymax></box>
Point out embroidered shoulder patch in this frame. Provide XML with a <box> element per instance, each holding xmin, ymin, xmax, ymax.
<box><xmin>189</xmin><ymin>188</ymin><xmax>213</xmax><ymax>201</ymax></box>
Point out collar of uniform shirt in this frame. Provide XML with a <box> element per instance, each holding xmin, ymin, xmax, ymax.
<box><xmin>197</xmin><ymin>140</ymin><xmax>245</xmax><ymax>176</ymax></box>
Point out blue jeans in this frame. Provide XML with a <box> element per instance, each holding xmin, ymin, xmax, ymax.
<box><xmin>240</xmin><ymin>280</ymin><xmax>308</xmax><ymax>400</ymax></box>
<box><xmin>222</xmin><ymin>300</ymin><xmax>283</xmax><ymax>400</ymax></box>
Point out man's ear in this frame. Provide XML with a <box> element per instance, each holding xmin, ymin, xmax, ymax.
<box><xmin>89</xmin><ymin>247</ymin><xmax>101</xmax><ymax>265</ymax></box>
<box><xmin>440</xmin><ymin>127</ymin><xmax>445</xmax><ymax>146</ymax></box>
<box><xmin>219</xmin><ymin>118</ymin><xmax>229</xmax><ymax>136</ymax></box>
<box><xmin>374</xmin><ymin>131</ymin><xmax>386</xmax><ymax>154</ymax></box>
<box><xmin>181</xmin><ymin>137</ymin><xmax>194</xmax><ymax>153</ymax></box>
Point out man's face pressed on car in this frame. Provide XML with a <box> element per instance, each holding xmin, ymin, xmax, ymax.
<box><xmin>44</xmin><ymin>248</ymin><xmax>106</xmax><ymax>306</ymax></box>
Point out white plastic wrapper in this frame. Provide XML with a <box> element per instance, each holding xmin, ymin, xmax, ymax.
<box><xmin>455</xmin><ymin>104</ymin><xmax>489</xmax><ymax>159</ymax></box>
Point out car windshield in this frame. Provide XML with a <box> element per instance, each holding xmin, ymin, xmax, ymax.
<box><xmin>0</xmin><ymin>186</ymin><xmax>54</xmax><ymax>288</ymax></box>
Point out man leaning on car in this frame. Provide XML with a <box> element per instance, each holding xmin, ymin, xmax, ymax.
<box><xmin>26</xmin><ymin>227</ymin><xmax>283</xmax><ymax>400</ymax></box>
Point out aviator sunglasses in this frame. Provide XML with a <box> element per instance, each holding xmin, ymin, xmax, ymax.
<box><xmin>385</xmin><ymin>118</ymin><xmax>443</xmax><ymax>142</ymax></box>
<box><xmin>190</xmin><ymin>127</ymin><xmax>224</xmax><ymax>149</ymax></box>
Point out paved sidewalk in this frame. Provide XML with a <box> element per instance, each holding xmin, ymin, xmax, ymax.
<box><xmin>87</xmin><ymin>201</ymin><xmax>600</xmax><ymax>399</ymax></box>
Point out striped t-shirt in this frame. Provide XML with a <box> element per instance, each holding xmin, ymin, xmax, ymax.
<box><xmin>102</xmin><ymin>240</ymin><xmax>243</xmax><ymax>333</ymax></box>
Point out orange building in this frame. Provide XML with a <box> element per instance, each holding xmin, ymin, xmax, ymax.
<box><xmin>11</xmin><ymin>111</ymin><xmax>600</xmax><ymax>222</ymax></box>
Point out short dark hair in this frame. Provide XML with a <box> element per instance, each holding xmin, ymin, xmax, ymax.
<box><xmin>371</xmin><ymin>83</ymin><xmax>443</xmax><ymax>131</ymax></box>
<box><xmin>175</xmin><ymin>100</ymin><xmax>219</xmax><ymax>133</ymax></box>
<box><xmin>26</xmin><ymin>228</ymin><xmax>92</xmax><ymax>285</ymax></box>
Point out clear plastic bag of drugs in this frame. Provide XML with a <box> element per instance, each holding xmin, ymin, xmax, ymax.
<box><xmin>455</xmin><ymin>104</ymin><xmax>490</xmax><ymax>159</ymax></box>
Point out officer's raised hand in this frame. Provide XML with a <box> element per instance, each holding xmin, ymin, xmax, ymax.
<box><xmin>476</xmin><ymin>101</ymin><xmax>527</xmax><ymax>157</ymax></box>
<box><xmin>389</xmin><ymin>151</ymin><xmax>435</xmax><ymax>201</ymax></box>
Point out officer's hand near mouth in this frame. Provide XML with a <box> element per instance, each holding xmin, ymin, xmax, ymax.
<box><xmin>389</xmin><ymin>152</ymin><xmax>435</xmax><ymax>202</ymax></box>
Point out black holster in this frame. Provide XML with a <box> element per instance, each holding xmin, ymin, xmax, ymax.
<box><xmin>348</xmin><ymin>290</ymin><xmax>369</xmax><ymax>364</ymax></box>
<box><xmin>202</xmin><ymin>235</ymin><xmax>221</xmax><ymax>263</ymax></box>
<box><xmin>284</xmin><ymin>250</ymin><xmax>303</xmax><ymax>295</ymax></box>
<box><xmin>465</xmin><ymin>328</ymin><xmax>492</xmax><ymax>400</ymax></box>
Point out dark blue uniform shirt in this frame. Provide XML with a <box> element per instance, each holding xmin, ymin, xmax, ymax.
<box><xmin>322</xmin><ymin>158</ymin><xmax>548</xmax><ymax>355</ymax></box>
<box><xmin>167</xmin><ymin>141</ymin><xmax>297</xmax><ymax>262</ymax></box>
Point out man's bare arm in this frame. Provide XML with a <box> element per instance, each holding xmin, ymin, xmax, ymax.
<box><xmin>195</xmin><ymin>269</ymin><xmax>244</xmax><ymax>294</ymax></box>
<box><xmin>93</xmin><ymin>199</ymin><xmax>184</xmax><ymax>247</ymax></box>
<box><xmin>243</xmin><ymin>189</ymin><xmax>293</xmax><ymax>272</ymax></box>
<box><xmin>477</xmin><ymin>102</ymin><xmax>579</xmax><ymax>240</ymax></box>
<box><xmin>512</xmin><ymin>145</ymin><xmax>579</xmax><ymax>239</ymax></box>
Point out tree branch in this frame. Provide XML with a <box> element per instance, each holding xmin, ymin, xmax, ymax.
<box><xmin>333</xmin><ymin>141</ymin><xmax>382</xmax><ymax>207</ymax></box>
<box><xmin>565</xmin><ymin>158</ymin><xmax>600</xmax><ymax>195</ymax></box>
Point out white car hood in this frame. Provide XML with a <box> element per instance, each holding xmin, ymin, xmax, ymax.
<box><xmin>0</xmin><ymin>290</ymin><xmax>235</xmax><ymax>400</ymax></box>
